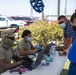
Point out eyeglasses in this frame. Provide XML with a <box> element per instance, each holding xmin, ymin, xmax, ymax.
<box><xmin>7</xmin><ymin>37</ymin><xmax>15</xmax><ymax>40</ymax></box>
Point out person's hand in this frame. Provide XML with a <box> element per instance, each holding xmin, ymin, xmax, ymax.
<box><xmin>33</xmin><ymin>48</ymin><xmax>38</xmax><ymax>52</ymax></box>
<box><xmin>58</xmin><ymin>51</ymin><xmax>65</xmax><ymax>56</ymax></box>
<box><xmin>63</xmin><ymin>49</ymin><xmax>69</xmax><ymax>55</ymax></box>
<box><xmin>21</xmin><ymin>60</ymin><xmax>32</xmax><ymax>70</ymax></box>
<box><xmin>17</xmin><ymin>60</ymin><xmax>23</xmax><ymax>66</ymax></box>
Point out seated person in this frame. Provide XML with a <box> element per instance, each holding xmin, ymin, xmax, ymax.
<box><xmin>16</xmin><ymin>30</ymin><xmax>38</xmax><ymax>57</ymax></box>
<box><xmin>0</xmin><ymin>30</ymin><xmax>23</xmax><ymax>74</ymax></box>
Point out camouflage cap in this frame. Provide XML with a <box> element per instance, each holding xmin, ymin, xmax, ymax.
<box><xmin>1</xmin><ymin>30</ymin><xmax>15</xmax><ymax>37</ymax></box>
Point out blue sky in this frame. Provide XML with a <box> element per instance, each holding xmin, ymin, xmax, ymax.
<box><xmin>0</xmin><ymin>0</ymin><xmax>76</xmax><ymax>17</ymax></box>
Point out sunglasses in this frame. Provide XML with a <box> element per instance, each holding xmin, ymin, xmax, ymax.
<box><xmin>59</xmin><ymin>21</ymin><xmax>64</xmax><ymax>24</ymax></box>
<box><xmin>7</xmin><ymin>37</ymin><xmax>15</xmax><ymax>40</ymax></box>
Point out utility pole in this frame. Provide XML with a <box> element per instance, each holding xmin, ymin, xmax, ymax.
<box><xmin>57</xmin><ymin>0</ymin><xmax>60</xmax><ymax>18</ymax></box>
<box><xmin>64</xmin><ymin>0</ymin><xmax>67</xmax><ymax>16</ymax></box>
<box><xmin>42</xmin><ymin>10</ymin><xmax>44</xmax><ymax>20</ymax></box>
<box><xmin>30</xmin><ymin>7</ymin><xmax>33</xmax><ymax>18</ymax></box>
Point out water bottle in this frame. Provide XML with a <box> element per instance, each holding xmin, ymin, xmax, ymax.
<box><xmin>45</xmin><ymin>54</ymin><xmax>53</xmax><ymax>62</ymax></box>
<box><xmin>51</xmin><ymin>44</ymin><xmax>56</xmax><ymax>54</ymax></box>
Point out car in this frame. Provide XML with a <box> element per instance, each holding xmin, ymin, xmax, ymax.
<box><xmin>11</xmin><ymin>16</ymin><xmax>34</xmax><ymax>25</ymax></box>
<box><xmin>33</xmin><ymin>17</ymin><xmax>39</xmax><ymax>20</ymax></box>
<box><xmin>0</xmin><ymin>15</ymin><xmax>27</xmax><ymax>29</ymax></box>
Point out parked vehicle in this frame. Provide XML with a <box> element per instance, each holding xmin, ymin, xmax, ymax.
<box><xmin>0</xmin><ymin>15</ymin><xmax>26</xmax><ymax>29</ymax></box>
<box><xmin>11</xmin><ymin>16</ymin><xmax>34</xmax><ymax>25</ymax></box>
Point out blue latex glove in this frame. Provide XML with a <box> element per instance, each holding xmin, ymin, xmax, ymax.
<box><xmin>36</xmin><ymin>46</ymin><xmax>42</xmax><ymax>50</ymax></box>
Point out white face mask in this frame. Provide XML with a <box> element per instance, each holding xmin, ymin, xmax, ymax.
<box><xmin>59</xmin><ymin>23</ymin><xmax>66</xmax><ymax>29</ymax></box>
<box><xmin>26</xmin><ymin>37</ymin><xmax>32</xmax><ymax>41</ymax></box>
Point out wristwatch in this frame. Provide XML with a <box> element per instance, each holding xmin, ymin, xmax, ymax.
<box><xmin>17</xmin><ymin>62</ymin><xmax>20</xmax><ymax>66</ymax></box>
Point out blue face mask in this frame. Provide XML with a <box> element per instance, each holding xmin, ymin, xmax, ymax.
<box><xmin>26</xmin><ymin>37</ymin><xmax>32</xmax><ymax>41</ymax></box>
<box><xmin>59</xmin><ymin>23</ymin><xmax>66</xmax><ymax>29</ymax></box>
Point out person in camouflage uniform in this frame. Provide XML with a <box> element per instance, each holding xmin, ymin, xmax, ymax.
<box><xmin>0</xmin><ymin>30</ymin><xmax>22</xmax><ymax>74</ymax></box>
